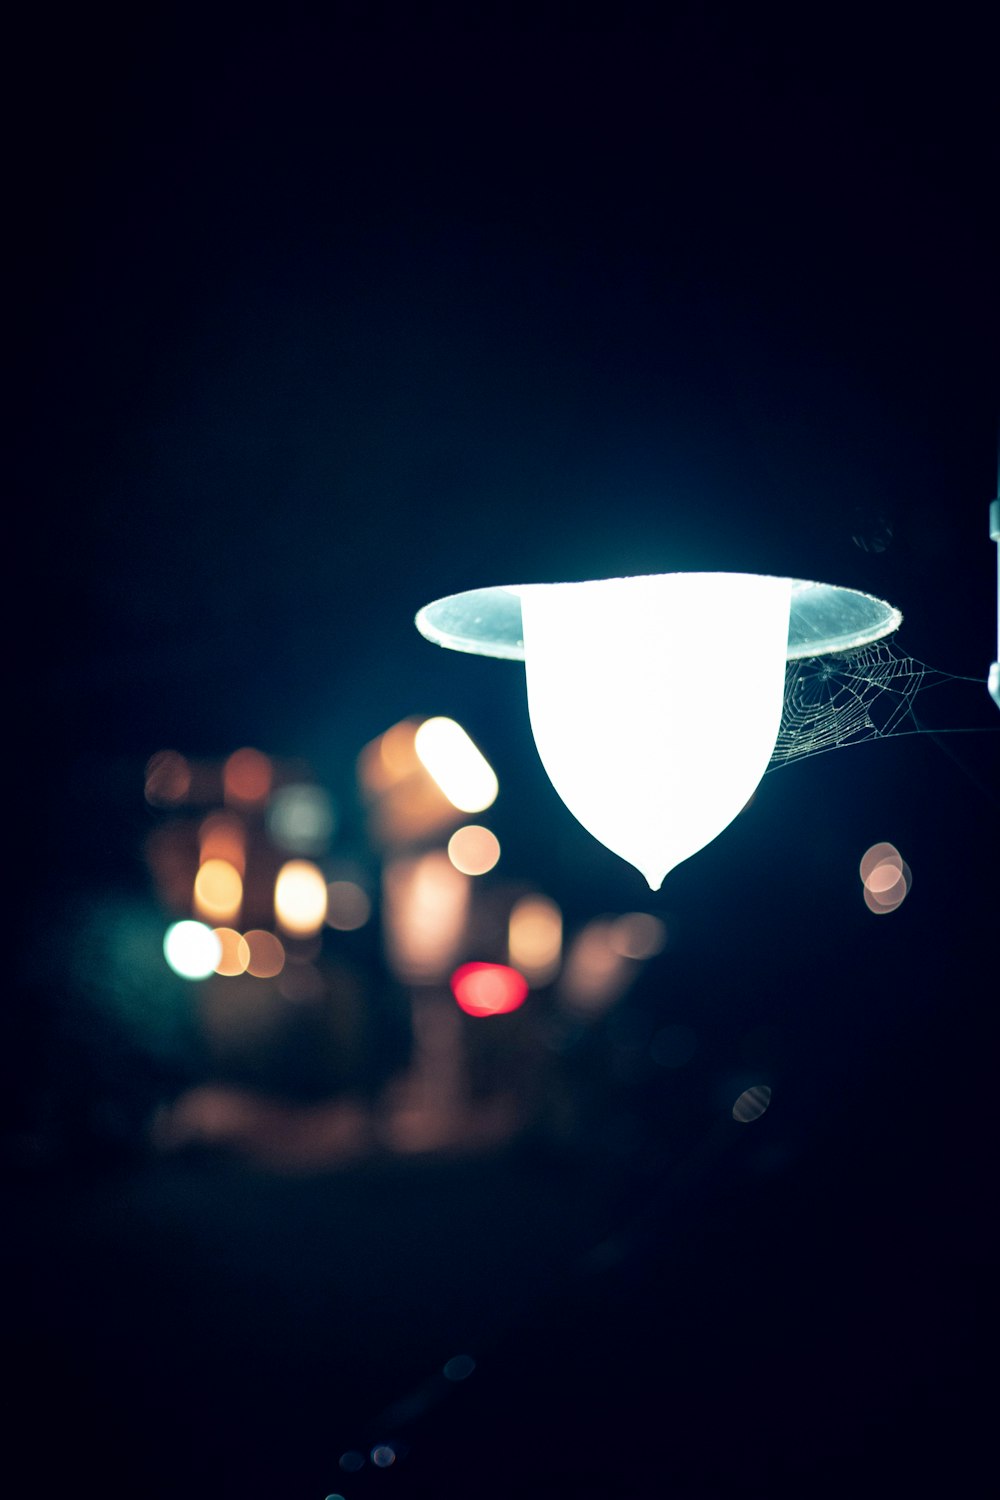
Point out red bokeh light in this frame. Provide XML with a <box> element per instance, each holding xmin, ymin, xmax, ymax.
<box><xmin>450</xmin><ymin>962</ymin><xmax>528</xmax><ymax>1017</ymax></box>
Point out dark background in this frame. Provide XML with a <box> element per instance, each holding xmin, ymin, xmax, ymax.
<box><xmin>7</xmin><ymin>5</ymin><xmax>998</xmax><ymax>1497</ymax></box>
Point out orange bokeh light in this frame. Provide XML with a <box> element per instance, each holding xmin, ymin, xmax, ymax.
<box><xmin>199</xmin><ymin>811</ymin><xmax>246</xmax><ymax>875</ymax></box>
<box><xmin>447</xmin><ymin>825</ymin><xmax>501</xmax><ymax>876</ymax></box>
<box><xmin>224</xmin><ymin>747</ymin><xmax>273</xmax><ymax>806</ymax></box>
<box><xmin>193</xmin><ymin>858</ymin><xmax>243</xmax><ymax>923</ymax></box>
<box><xmin>212</xmin><ymin>927</ymin><xmax>251</xmax><ymax>976</ymax></box>
<box><xmin>450</xmin><ymin>962</ymin><xmax>528</xmax><ymax>1017</ymax></box>
<box><xmin>243</xmin><ymin>929</ymin><xmax>286</xmax><ymax>978</ymax></box>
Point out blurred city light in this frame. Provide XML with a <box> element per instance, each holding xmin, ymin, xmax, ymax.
<box><xmin>163</xmin><ymin>920</ymin><xmax>221</xmax><ymax>979</ymax></box>
<box><xmin>274</xmin><ymin>859</ymin><xmax>328</xmax><ymax>935</ymax></box>
<box><xmin>558</xmin><ymin>920</ymin><xmax>634</xmax><ymax>1015</ymax></box>
<box><xmin>732</xmin><ymin>1084</ymin><xmax>772</xmax><ymax>1123</ymax></box>
<box><xmin>359</xmin><ymin>717</ymin><xmax>467</xmax><ymax>844</ymax></box>
<box><xmin>382</xmin><ymin>851</ymin><xmax>470</xmax><ymax>983</ymax></box>
<box><xmin>267</xmin><ymin>784</ymin><xmax>336</xmax><ymax>854</ymax></box>
<box><xmin>144</xmin><ymin>749</ymin><xmax>192</xmax><ymax>806</ymax></box>
<box><xmin>609</xmin><ymin>911</ymin><xmax>666</xmax><ymax>959</ymax></box>
<box><xmin>223</xmin><ymin>746</ymin><xmax>273</xmax><ymax>806</ymax></box>
<box><xmin>198</xmin><ymin>811</ymin><xmax>247</xmax><ymax>875</ymax></box>
<box><xmin>414</xmin><ymin>717</ymin><xmax>498</xmax><ymax>813</ymax></box>
<box><xmin>508</xmin><ymin>894</ymin><xmax>562</xmax><ymax>985</ymax></box>
<box><xmin>243</xmin><ymin>929</ymin><xmax>286</xmax><ymax>978</ymax></box>
<box><xmin>447</xmin><ymin>824</ymin><xmax>501</xmax><ymax>875</ymax></box>
<box><xmin>451</xmin><ymin>962</ymin><xmax>529</xmax><ymax>1017</ymax></box>
<box><xmin>325</xmin><ymin>880</ymin><xmax>372</xmax><ymax>931</ymax></box>
<box><xmin>193</xmin><ymin>857</ymin><xmax>243</xmax><ymax>923</ymax></box>
<box><xmin>212</xmin><ymin>927</ymin><xmax>251</xmax><ymax>976</ymax></box>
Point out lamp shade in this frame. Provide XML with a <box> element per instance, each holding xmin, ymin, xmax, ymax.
<box><xmin>416</xmin><ymin>572</ymin><xmax>902</xmax><ymax>887</ymax></box>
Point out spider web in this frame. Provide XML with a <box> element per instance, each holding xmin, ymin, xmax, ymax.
<box><xmin>766</xmin><ymin>640</ymin><xmax>986</xmax><ymax>768</ymax></box>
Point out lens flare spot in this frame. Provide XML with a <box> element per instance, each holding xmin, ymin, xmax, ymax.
<box><xmin>451</xmin><ymin>962</ymin><xmax>528</xmax><ymax>1017</ymax></box>
<box><xmin>193</xmin><ymin>858</ymin><xmax>243</xmax><ymax>923</ymax></box>
<box><xmin>244</xmin><ymin>929</ymin><xmax>286</xmax><ymax>978</ymax></box>
<box><xmin>414</xmin><ymin>717</ymin><xmax>498</xmax><ymax>813</ymax></box>
<box><xmin>447</xmin><ymin>824</ymin><xmax>501</xmax><ymax>875</ymax></box>
<box><xmin>732</xmin><ymin>1084</ymin><xmax>772</xmax><ymax>1123</ymax></box>
<box><xmin>274</xmin><ymin>859</ymin><xmax>328</xmax><ymax>935</ymax></box>
<box><xmin>860</xmin><ymin>841</ymin><xmax>902</xmax><ymax>884</ymax></box>
<box><xmin>862</xmin><ymin>842</ymin><xmax>911</xmax><ymax>914</ymax></box>
<box><xmin>163</xmin><ymin>920</ymin><xmax>221</xmax><ymax>979</ymax></box>
<box><xmin>145</xmin><ymin>750</ymin><xmax>191</xmax><ymax>806</ymax></box>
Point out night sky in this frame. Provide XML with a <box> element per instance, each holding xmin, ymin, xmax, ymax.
<box><xmin>8</xmin><ymin>7</ymin><xmax>999</xmax><ymax>1498</ymax></box>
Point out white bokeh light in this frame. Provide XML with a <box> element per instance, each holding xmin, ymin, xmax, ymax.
<box><xmin>163</xmin><ymin>920</ymin><xmax>222</xmax><ymax>980</ymax></box>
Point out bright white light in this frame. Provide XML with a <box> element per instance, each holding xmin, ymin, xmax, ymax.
<box><xmin>163</xmin><ymin>920</ymin><xmax>222</xmax><ymax>980</ymax></box>
<box><xmin>519</xmin><ymin>573</ymin><xmax>792</xmax><ymax>889</ymax></box>
<box><xmin>274</xmin><ymin>859</ymin><xmax>329</xmax><ymax>935</ymax></box>
<box><xmin>414</xmin><ymin>717</ymin><xmax>499</xmax><ymax>813</ymax></box>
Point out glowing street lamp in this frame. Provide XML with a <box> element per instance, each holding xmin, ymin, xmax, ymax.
<box><xmin>416</xmin><ymin>572</ymin><xmax>901</xmax><ymax>889</ymax></box>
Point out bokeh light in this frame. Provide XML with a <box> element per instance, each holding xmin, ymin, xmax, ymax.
<box><xmin>267</xmin><ymin>784</ymin><xmax>336</xmax><ymax>854</ymax></box>
<box><xmin>144</xmin><ymin>750</ymin><xmax>191</xmax><ymax>806</ymax></box>
<box><xmin>224</xmin><ymin>747</ymin><xmax>273</xmax><ymax>806</ymax></box>
<box><xmin>325</xmin><ymin>880</ymin><xmax>372</xmax><ymax>931</ymax></box>
<box><xmin>414</xmin><ymin>717</ymin><xmax>498</xmax><ymax>813</ymax></box>
<box><xmin>212</xmin><ymin>927</ymin><xmax>251</xmax><ymax>976</ymax></box>
<box><xmin>274</xmin><ymin>859</ymin><xmax>328</xmax><ymax>935</ymax></box>
<box><xmin>732</xmin><ymin>1084</ymin><xmax>772</xmax><ymax>1123</ymax></box>
<box><xmin>163</xmin><ymin>920</ymin><xmax>221</xmax><ymax>979</ymax></box>
<box><xmin>198</xmin><ymin>812</ymin><xmax>246</xmax><ymax>875</ymax></box>
<box><xmin>558</xmin><ymin>920</ymin><xmax>633</xmax><ymax>1015</ymax></box>
<box><xmin>193</xmin><ymin>858</ymin><xmax>243</xmax><ymax>923</ymax></box>
<box><xmin>382</xmin><ymin>851</ymin><xmax>470</xmax><ymax>983</ymax></box>
<box><xmin>451</xmin><ymin>962</ymin><xmax>529</xmax><ymax>1017</ymax></box>
<box><xmin>243</xmin><ymin>929</ymin><xmax>286</xmax><ymax>978</ymax></box>
<box><xmin>508</xmin><ymin>894</ymin><xmax>562</xmax><ymax>984</ymax></box>
<box><xmin>609</xmin><ymin>911</ymin><xmax>667</xmax><ymax>959</ymax></box>
<box><xmin>447</xmin><ymin>824</ymin><xmax>501</xmax><ymax>875</ymax></box>
<box><xmin>443</xmin><ymin>1354</ymin><xmax>476</xmax><ymax>1381</ymax></box>
<box><xmin>379</xmin><ymin>719</ymin><xmax>420</xmax><ymax>779</ymax></box>
<box><xmin>371</xmin><ymin>1446</ymin><xmax>396</xmax><ymax>1468</ymax></box>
